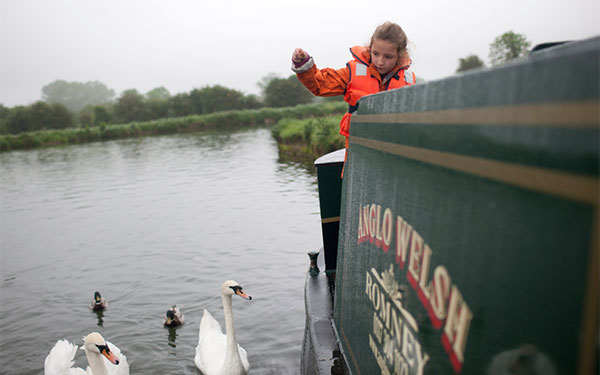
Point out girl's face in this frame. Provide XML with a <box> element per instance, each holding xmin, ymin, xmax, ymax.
<box><xmin>370</xmin><ymin>39</ymin><xmax>400</xmax><ymax>76</ymax></box>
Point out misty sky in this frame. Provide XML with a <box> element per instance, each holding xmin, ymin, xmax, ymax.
<box><xmin>1</xmin><ymin>0</ymin><xmax>599</xmax><ymax>107</ymax></box>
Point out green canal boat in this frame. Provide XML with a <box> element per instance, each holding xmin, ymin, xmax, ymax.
<box><xmin>302</xmin><ymin>36</ymin><xmax>599</xmax><ymax>375</ymax></box>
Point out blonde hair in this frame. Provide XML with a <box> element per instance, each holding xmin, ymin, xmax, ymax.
<box><xmin>369</xmin><ymin>21</ymin><xmax>409</xmax><ymax>62</ymax></box>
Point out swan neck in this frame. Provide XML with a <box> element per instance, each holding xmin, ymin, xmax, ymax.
<box><xmin>221</xmin><ymin>293</ymin><xmax>240</xmax><ymax>360</ymax></box>
<box><xmin>84</xmin><ymin>348</ymin><xmax>108</xmax><ymax>375</ymax></box>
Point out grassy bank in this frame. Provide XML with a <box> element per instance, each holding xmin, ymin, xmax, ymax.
<box><xmin>271</xmin><ymin>115</ymin><xmax>345</xmax><ymax>164</ymax></box>
<box><xmin>0</xmin><ymin>102</ymin><xmax>346</xmax><ymax>152</ymax></box>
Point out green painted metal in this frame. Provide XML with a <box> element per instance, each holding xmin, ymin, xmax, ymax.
<box><xmin>316</xmin><ymin>149</ymin><xmax>346</xmax><ymax>271</ymax></box>
<box><xmin>316</xmin><ymin>149</ymin><xmax>346</xmax><ymax>219</ymax></box>
<box><xmin>333</xmin><ymin>37</ymin><xmax>599</xmax><ymax>375</ymax></box>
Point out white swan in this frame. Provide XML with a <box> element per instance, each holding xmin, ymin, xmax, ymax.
<box><xmin>44</xmin><ymin>332</ymin><xmax>129</xmax><ymax>375</ymax></box>
<box><xmin>195</xmin><ymin>280</ymin><xmax>252</xmax><ymax>375</ymax></box>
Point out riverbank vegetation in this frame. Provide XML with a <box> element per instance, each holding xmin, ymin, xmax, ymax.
<box><xmin>1</xmin><ymin>74</ymin><xmax>349</xmax><ymax>163</ymax></box>
<box><xmin>271</xmin><ymin>115</ymin><xmax>345</xmax><ymax>163</ymax></box>
<box><xmin>0</xmin><ymin>102</ymin><xmax>346</xmax><ymax>152</ymax></box>
<box><xmin>1</xmin><ymin>73</ymin><xmax>348</xmax><ymax>156</ymax></box>
<box><xmin>1</xmin><ymin>74</ymin><xmax>319</xmax><ymax>136</ymax></box>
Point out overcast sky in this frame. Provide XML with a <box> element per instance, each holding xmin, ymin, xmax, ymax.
<box><xmin>1</xmin><ymin>0</ymin><xmax>599</xmax><ymax>107</ymax></box>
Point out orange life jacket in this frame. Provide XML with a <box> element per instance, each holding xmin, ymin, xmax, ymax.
<box><xmin>339</xmin><ymin>46</ymin><xmax>415</xmax><ymax>136</ymax></box>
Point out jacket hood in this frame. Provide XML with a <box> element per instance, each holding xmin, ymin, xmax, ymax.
<box><xmin>350</xmin><ymin>46</ymin><xmax>371</xmax><ymax>65</ymax></box>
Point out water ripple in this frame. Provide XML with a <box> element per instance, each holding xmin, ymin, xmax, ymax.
<box><xmin>0</xmin><ymin>129</ymin><xmax>322</xmax><ymax>375</ymax></box>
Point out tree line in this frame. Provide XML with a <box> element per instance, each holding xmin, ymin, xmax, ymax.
<box><xmin>455</xmin><ymin>30</ymin><xmax>532</xmax><ymax>73</ymax></box>
<box><xmin>1</xmin><ymin>30</ymin><xmax>534</xmax><ymax>135</ymax></box>
<box><xmin>0</xmin><ymin>74</ymin><xmax>324</xmax><ymax>135</ymax></box>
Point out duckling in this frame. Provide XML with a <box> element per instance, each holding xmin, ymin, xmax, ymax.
<box><xmin>90</xmin><ymin>291</ymin><xmax>108</xmax><ymax>311</ymax></box>
<box><xmin>163</xmin><ymin>305</ymin><xmax>184</xmax><ymax>327</ymax></box>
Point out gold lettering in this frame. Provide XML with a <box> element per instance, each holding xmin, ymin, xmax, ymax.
<box><xmin>362</xmin><ymin>205</ymin><xmax>370</xmax><ymax>240</ymax></box>
<box><xmin>401</xmin><ymin>326</ymin><xmax>417</xmax><ymax>368</ymax></box>
<box><xmin>372</xmin><ymin>283</ymin><xmax>381</xmax><ymax>310</ymax></box>
<box><xmin>358</xmin><ymin>205</ymin><xmax>364</xmax><ymax>241</ymax></box>
<box><xmin>379</xmin><ymin>296</ymin><xmax>391</xmax><ymax>329</ymax></box>
<box><xmin>369</xmin><ymin>204</ymin><xmax>377</xmax><ymax>242</ymax></box>
<box><xmin>395</xmin><ymin>352</ymin><xmax>409</xmax><ymax>375</ymax></box>
<box><xmin>383</xmin><ymin>330</ymin><xmax>394</xmax><ymax>365</ymax></box>
<box><xmin>396</xmin><ymin>216</ymin><xmax>413</xmax><ymax>268</ymax></box>
<box><xmin>419</xmin><ymin>244</ymin><xmax>433</xmax><ymax>300</ymax></box>
<box><xmin>365</xmin><ymin>272</ymin><xmax>373</xmax><ymax>297</ymax></box>
<box><xmin>375</xmin><ymin>204</ymin><xmax>383</xmax><ymax>244</ymax></box>
<box><xmin>430</xmin><ymin>266</ymin><xmax>451</xmax><ymax>323</ymax></box>
<box><xmin>443</xmin><ymin>285</ymin><xmax>473</xmax><ymax>364</ymax></box>
<box><xmin>391</xmin><ymin>307</ymin><xmax>403</xmax><ymax>347</ymax></box>
<box><xmin>382</xmin><ymin>208</ymin><xmax>393</xmax><ymax>251</ymax></box>
<box><xmin>373</xmin><ymin>312</ymin><xmax>384</xmax><ymax>343</ymax></box>
<box><xmin>408</xmin><ymin>231</ymin><xmax>424</xmax><ymax>283</ymax></box>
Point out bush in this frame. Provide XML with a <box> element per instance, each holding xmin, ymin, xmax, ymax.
<box><xmin>272</xmin><ymin>114</ymin><xmax>344</xmax><ymax>160</ymax></box>
<box><xmin>272</xmin><ymin>118</ymin><xmax>307</xmax><ymax>143</ymax></box>
<box><xmin>0</xmin><ymin>102</ymin><xmax>346</xmax><ymax>152</ymax></box>
<box><xmin>311</xmin><ymin>117</ymin><xmax>345</xmax><ymax>153</ymax></box>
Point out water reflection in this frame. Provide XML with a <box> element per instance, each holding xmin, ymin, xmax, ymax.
<box><xmin>0</xmin><ymin>129</ymin><xmax>323</xmax><ymax>375</ymax></box>
<box><xmin>167</xmin><ymin>327</ymin><xmax>178</xmax><ymax>347</ymax></box>
<box><xmin>94</xmin><ymin>310</ymin><xmax>104</xmax><ymax>327</ymax></box>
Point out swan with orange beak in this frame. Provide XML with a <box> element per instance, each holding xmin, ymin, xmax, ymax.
<box><xmin>45</xmin><ymin>332</ymin><xmax>129</xmax><ymax>375</ymax></box>
<box><xmin>195</xmin><ymin>280</ymin><xmax>252</xmax><ymax>375</ymax></box>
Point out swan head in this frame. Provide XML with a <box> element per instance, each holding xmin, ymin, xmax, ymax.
<box><xmin>82</xmin><ymin>332</ymin><xmax>120</xmax><ymax>365</ymax></box>
<box><xmin>221</xmin><ymin>280</ymin><xmax>252</xmax><ymax>300</ymax></box>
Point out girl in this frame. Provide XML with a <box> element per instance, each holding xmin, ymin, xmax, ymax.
<box><xmin>291</xmin><ymin>21</ymin><xmax>415</xmax><ymax>142</ymax></box>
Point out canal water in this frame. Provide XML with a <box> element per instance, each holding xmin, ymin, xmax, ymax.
<box><xmin>0</xmin><ymin>128</ymin><xmax>323</xmax><ymax>374</ymax></box>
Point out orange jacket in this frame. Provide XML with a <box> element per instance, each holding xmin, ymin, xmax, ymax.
<box><xmin>294</xmin><ymin>46</ymin><xmax>415</xmax><ymax>136</ymax></box>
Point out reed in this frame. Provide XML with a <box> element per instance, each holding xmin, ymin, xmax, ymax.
<box><xmin>0</xmin><ymin>102</ymin><xmax>346</xmax><ymax>152</ymax></box>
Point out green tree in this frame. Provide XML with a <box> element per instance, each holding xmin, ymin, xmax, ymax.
<box><xmin>145</xmin><ymin>87</ymin><xmax>171</xmax><ymax>120</ymax></box>
<box><xmin>146</xmin><ymin>99</ymin><xmax>170</xmax><ymax>120</ymax></box>
<box><xmin>42</xmin><ymin>80</ymin><xmax>116</xmax><ymax>112</ymax></box>
<box><xmin>45</xmin><ymin>102</ymin><xmax>73</xmax><ymax>130</ymax></box>
<box><xmin>0</xmin><ymin>105</ymin><xmax>10</xmax><ymax>134</ymax></box>
<box><xmin>93</xmin><ymin>105</ymin><xmax>112</xmax><ymax>125</ymax></box>
<box><xmin>3</xmin><ymin>106</ymin><xmax>32</xmax><ymax>134</ymax></box>
<box><xmin>78</xmin><ymin>105</ymin><xmax>94</xmax><ymax>127</ymax></box>
<box><xmin>489</xmin><ymin>31</ymin><xmax>531</xmax><ymax>66</ymax></box>
<box><xmin>456</xmin><ymin>54</ymin><xmax>485</xmax><ymax>73</ymax></box>
<box><xmin>167</xmin><ymin>93</ymin><xmax>193</xmax><ymax>117</ymax></box>
<box><xmin>79</xmin><ymin>104</ymin><xmax>112</xmax><ymax>127</ymax></box>
<box><xmin>189</xmin><ymin>85</ymin><xmax>246</xmax><ymax>114</ymax></box>
<box><xmin>146</xmin><ymin>86</ymin><xmax>171</xmax><ymax>101</ymax></box>
<box><xmin>1</xmin><ymin>102</ymin><xmax>73</xmax><ymax>134</ymax></box>
<box><xmin>114</xmin><ymin>89</ymin><xmax>148</xmax><ymax>123</ymax></box>
<box><xmin>239</xmin><ymin>94</ymin><xmax>263</xmax><ymax>110</ymax></box>
<box><xmin>262</xmin><ymin>74</ymin><xmax>313</xmax><ymax>107</ymax></box>
<box><xmin>29</xmin><ymin>101</ymin><xmax>73</xmax><ymax>130</ymax></box>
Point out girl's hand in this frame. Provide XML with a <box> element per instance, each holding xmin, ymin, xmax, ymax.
<box><xmin>292</xmin><ymin>48</ymin><xmax>307</xmax><ymax>63</ymax></box>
